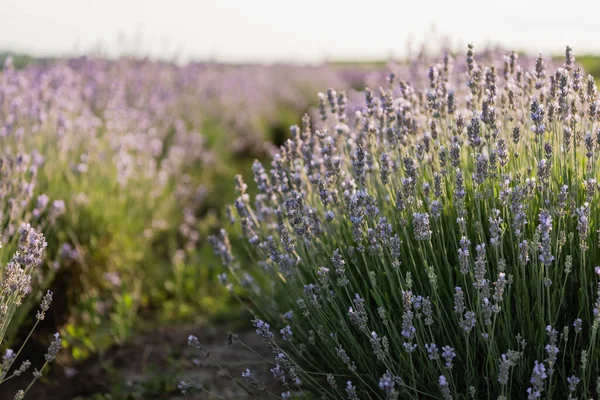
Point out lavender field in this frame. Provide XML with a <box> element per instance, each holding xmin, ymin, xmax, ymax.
<box><xmin>1</xmin><ymin>44</ymin><xmax>600</xmax><ymax>399</ymax></box>
<box><xmin>0</xmin><ymin>54</ymin><xmax>389</xmax><ymax>398</ymax></box>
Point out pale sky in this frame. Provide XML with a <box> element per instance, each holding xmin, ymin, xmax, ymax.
<box><xmin>1</xmin><ymin>0</ymin><xmax>599</xmax><ymax>63</ymax></box>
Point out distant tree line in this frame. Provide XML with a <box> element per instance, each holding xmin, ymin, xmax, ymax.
<box><xmin>0</xmin><ymin>51</ymin><xmax>56</xmax><ymax>70</ymax></box>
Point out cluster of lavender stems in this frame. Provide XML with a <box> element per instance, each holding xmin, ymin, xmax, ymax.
<box><xmin>212</xmin><ymin>46</ymin><xmax>600</xmax><ymax>399</ymax></box>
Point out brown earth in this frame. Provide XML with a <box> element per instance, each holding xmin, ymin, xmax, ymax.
<box><xmin>1</xmin><ymin>324</ymin><xmax>278</xmax><ymax>400</ymax></box>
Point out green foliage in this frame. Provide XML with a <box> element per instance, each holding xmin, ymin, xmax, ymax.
<box><xmin>577</xmin><ymin>55</ymin><xmax>600</xmax><ymax>85</ymax></box>
<box><xmin>218</xmin><ymin>48</ymin><xmax>600</xmax><ymax>398</ymax></box>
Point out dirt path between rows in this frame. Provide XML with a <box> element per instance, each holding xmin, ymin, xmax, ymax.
<box><xmin>2</xmin><ymin>323</ymin><xmax>277</xmax><ymax>400</ymax></box>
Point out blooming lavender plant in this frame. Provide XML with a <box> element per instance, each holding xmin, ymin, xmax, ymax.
<box><xmin>0</xmin><ymin>224</ymin><xmax>61</xmax><ymax>397</ymax></box>
<box><xmin>212</xmin><ymin>45</ymin><xmax>600</xmax><ymax>399</ymax></box>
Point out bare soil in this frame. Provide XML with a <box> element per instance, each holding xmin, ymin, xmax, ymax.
<box><xmin>1</xmin><ymin>323</ymin><xmax>277</xmax><ymax>400</ymax></box>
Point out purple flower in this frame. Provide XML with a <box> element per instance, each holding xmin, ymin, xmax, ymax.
<box><xmin>252</xmin><ymin>318</ymin><xmax>274</xmax><ymax>343</ymax></box>
<box><xmin>280</xmin><ymin>325</ymin><xmax>293</xmax><ymax>341</ymax></box>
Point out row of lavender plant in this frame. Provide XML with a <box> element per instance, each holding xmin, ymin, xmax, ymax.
<box><xmin>176</xmin><ymin>62</ymin><xmax>383</xmax><ymax>155</ymax></box>
<box><xmin>210</xmin><ymin>46</ymin><xmax>600</xmax><ymax>398</ymax></box>
<box><xmin>0</xmin><ymin>55</ymin><xmax>383</xmax><ymax>374</ymax></box>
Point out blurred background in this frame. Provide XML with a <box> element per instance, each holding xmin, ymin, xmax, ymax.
<box><xmin>1</xmin><ymin>1</ymin><xmax>599</xmax><ymax>399</ymax></box>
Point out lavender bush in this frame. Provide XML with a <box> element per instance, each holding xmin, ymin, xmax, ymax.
<box><xmin>212</xmin><ymin>46</ymin><xmax>600</xmax><ymax>398</ymax></box>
